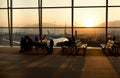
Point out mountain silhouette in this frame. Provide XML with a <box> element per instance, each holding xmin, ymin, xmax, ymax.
<box><xmin>97</xmin><ymin>20</ymin><xmax>120</xmax><ymax>27</ymax></box>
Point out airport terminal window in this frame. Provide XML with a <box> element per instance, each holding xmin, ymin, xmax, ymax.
<box><xmin>13</xmin><ymin>27</ymin><xmax>39</xmax><ymax>46</ymax></box>
<box><xmin>74</xmin><ymin>8</ymin><xmax>106</xmax><ymax>27</ymax></box>
<box><xmin>42</xmin><ymin>28</ymin><xmax>71</xmax><ymax>37</ymax></box>
<box><xmin>0</xmin><ymin>10</ymin><xmax>10</xmax><ymax>46</ymax></box>
<box><xmin>13</xmin><ymin>9</ymin><xmax>38</xmax><ymax>27</ymax></box>
<box><xmin>108</xmin><ymin>28</ymin><xmax>120</xmax><ymax>41</ymax></box>
<box><xmin>42</xmin><ymin>9</ymin><xmax>71</xmax><ymax>27</ymax></box>
<box><xmin>0</xmin><ymin>27</ymin><xmax>10</xmax><ymax>46</ymax></box>
<box><xmin>13</xmin><ymin>0</ymin><xmax>38</xmax><ymax>7</ymax></box>
<box><xmin>0</xmin><ymin>0</ymin><xmax>7</xmax><ymax>8</ymax></box>
<box><xmin>108</xmin><ymin>0</ymin><xmax>120</xmax><ymax>6</ymax></box>
<box><xmin>42</xmin><ymin>0</ymin><xmax>71</xmax><ymax>7</ymax></box>
<box><xmin>74</xmin><ymin>28</ymin><xmax>106</xmax><ymax>47</ymax></box>
<box><xmin>0</xmin><ymin>0</ymin><xmax>120</xmax><ymax>47</ymax></box>
<box><xmin>13</xmin><ymin>9</ymin><xmax>39</xmax><ymax>46</ymax></box>
<box><xmin>74</xmin><ymin>0</ymin><xmax>105</xmax><ymax>6</ymax></box>
<box><xmin>0</xmin><ymin>10</ymin><xmax>8</xmax><ymax>27</ymax></box>
<box><xmin>108</xmin><ymin>8</ymin><xmax>120</xmax><ymax>27</ymax></box>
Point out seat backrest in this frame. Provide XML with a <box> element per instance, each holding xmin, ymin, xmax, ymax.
<box><xmin>106</xmin><ymin>40</ymin><xmax>114</xmax><ymax>48</ymax></box>
<box><xmin>76</xmin><ymin>42</ymin><xmax>81</xmax><ymax>47</ymax></box>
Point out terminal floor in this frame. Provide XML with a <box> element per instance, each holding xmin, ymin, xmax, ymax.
<box><xmin>0</xmin><ymin>47</ymin><xmax>120</xmax><ymax>78</ymax></box>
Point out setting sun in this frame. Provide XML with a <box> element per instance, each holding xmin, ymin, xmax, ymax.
<box><xmin>82</xmin><ymin>16</ymin><xmax>96</xmax><ymax>27</ymax></box>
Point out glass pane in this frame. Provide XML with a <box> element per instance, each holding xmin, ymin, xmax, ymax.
<box><xmin>0</xmin><ymin>10</ymin><xmax>8</xmax><ymax>27</ymax></box>
<box><xmin>74</xmin><ymin>8</ymin><xmax>106</xmax><ymax>27</ymax></box>
<box><xmin>13</xmin><ymin>9</ymin><xmax>38</xmax><ymax>27</ymax></box>
<box><xmin>43</xmin><ymin>0</ymin><xmax>71</xmax><ymax>7</ymax></box>
<box><xmin>43</xmin><ymin>27</ymin><xmax>71</xmax><ymax>46</ymax></box>
<box><xmin>13</xmin><ymin>0</ymin><xmax>38</xmax><ymax>7</ymax></box>
<box><xmin>0</xmin><ymin>10</ymin><xmax>9</xmax><ymax>46</ymax></box>
<box><xmin>74</xmin><ymin>28</ymin><xmax>106</xmax><ymax>47</ymax></box>
<box><xmin>108</xmin><ymin>8</ymin><xmax>120</xmax><ymax>27</ymax></box>
<box><xmin>0</xmin><ymin>0</ymin><xmax>7</xmax><ymax>8</ymax></box>
<box><xmin>43</xmin><ymin>9</ymin><xmax>71</xmax><ymax>27</ymax></box>
<box><xmin>13</xmin><ymin>27</ymin><xmax>39</xmax><ymax>46</ymax></box>
<box><xmin>109</xmin><ymin>0</ymin><xmax>120</xmax><ymax>6</ymax></box>
<box><xmin>74</xmin><ymin>0</ymin><xmax>105</xmax><ymax>6</ymax></box>
<box><xmin>13</xmin><ymin>9</ymin><xmax>39</xmax><ymax>46</ymax></box>
<box><xmin>108</xmin><ymin>28</ymin><xmax>120</xmax><ymax>42</ymax></box>
<box><xmin>0</xmin><ymin>28</ymin><xmax>10</xmax><ymax>46</ymax></box>
<box><xmin>43</xmin><ymin>28</ymin><xmax>71</xmax><ymax>36</ymax></box>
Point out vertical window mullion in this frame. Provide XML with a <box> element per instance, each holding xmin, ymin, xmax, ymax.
<box><xmin>10</xmin><ymin>0</ymin><xmax>13</xmax><ymax>47</ymax></box>
<box><xmin>72</xmin><ymin>0</ymin><xmax>74</xmax><ymax>40</ymax></box>
<box><xmin>38</xmin><ymin>0</ymin><xmax>42</xmax><ymax>40</ymax></box>
<box><xmin>106</xmin><ymin>0</ymin><xmax>108</xmax><ymax>43</ymax></box>
<box><xmin>7</xmin><ymin>0</ymin><xmax>11</xmax><ymax>46</ymax></box>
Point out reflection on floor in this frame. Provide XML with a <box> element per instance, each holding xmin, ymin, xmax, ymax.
<box><xmin>0</xmin><ymin>47</ymin><xmax>120</xmax><ymax>78</ymax></box>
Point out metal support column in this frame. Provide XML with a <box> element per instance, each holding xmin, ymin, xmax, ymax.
<box><xmin>7</xmin><ymin>0</ymin><xmax>13</xmax><ymax>47</ymax></box>
<box><xmin>71</xmin><ymin>0</ymin><xmax>74</xmax><ymax>40</ymax></box>
<box><xmin>7</xmin><ymin>0</ymin><xmax>11</xmax><ymax>46</ymax></box>
<box><xmin>38</xmin><ymin>0</ymin><xmax>42</xmax><ymax>40</ymax></box>
<box><xmin>10</xmin><ymin>0</ymin><xmax>13</xmax><ymax>47</ymax></box>
<box><xmin>106</xmin><ymin>0</ymin><xmax>108</xmax><ymax>43</ymax></box>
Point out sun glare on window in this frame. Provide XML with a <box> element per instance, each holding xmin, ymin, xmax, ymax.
<box><xmin>82</xmin><ymin>16</ymin><xmax>96</xmax><ymax>27</ymax></box>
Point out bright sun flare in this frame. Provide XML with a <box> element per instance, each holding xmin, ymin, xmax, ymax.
<box><xmin>82</xmin><ymin>17</ymin><xmax>95</xmax><ymax>27</ymax></box>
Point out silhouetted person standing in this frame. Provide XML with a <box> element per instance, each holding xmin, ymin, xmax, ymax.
<box><xmin>34</xmin><ymin>37</ymin><xmax>39</xmax><ymax>50</ymax></box>
<box><xmin>24</xmin><ymin>36</ymin><xmax>33</xmax><ymax>51</ymax></box>
<box><xmin>50</xmin><ymin>39</ymin><xmax>54</xmax><ymax>54</ymax></box>
<box><xmin>20</xmin><ymin>37</ymin><xmax>25</xmax><ymax>52</ymax></box>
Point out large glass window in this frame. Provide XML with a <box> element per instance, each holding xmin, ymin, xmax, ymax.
<box><xmin>108</xmin><ymin>28</ymin><xmax>120</xmax><ymax>41</ymax></box>
<box><xmin>108</xmin><ymin>0</ymin><xmax>120</xmax><ymax>6</ymax></box>
<box><xmin>42</xmin><ymin>27</ymin><xmax>71</xmax><ymax>46</ymax></box>
<box><xmin>13</xmin><ymin>9</ymin><xmax>38</xmax><ymax>27</ymax></box>
<box><xmin>13</xmin><ymin>9</ymin><xmax>39</xmax><ymax>46</ymax></box>
<box><xmin>13</xmin><ymin>27</ymin><xmax>39</xmax><ymax>46</ymax></box>
<box><xmin>108</xmin><ymin>8</ymin><xmax>120</xmax><ymax>42</ymax></box>
<box><xmin>43</xmin><ymin>0</ymin><xmax>71</xmax><ymax>7</ymax></box>
<box><xmin>108</xmin><ymin>8</ymin><xmax>120</xmax><ymax>27</ymax></box>
<box><xmin>74</xmin><ymin>0</ymin><xmax>105</xmax><ymax>6</ymax></box>
<box><xmin>74</xmin><ymin>28</ymin><xmax>105</xmax><ymax>47</ymax></box>
<box><xmin>0</xmin><ymin>10</ymin><xmax>9</xmax><ymax>46</ymax></box>
<box><xmin>13</xmin><ymin>0</ymin><xmax>38</xmax><ymax>7</ymax></box>
<box><xmin>43</xmin><ymin>9</ymin><xmax>71</xmax><ymax>27</ymax></box>
<box><xmin>74</xmin><ymin>8</ymin><xmax>106</xmax><ymax>27</ymax></box>
<box><xmin>0</xmin><ymin>10</ymin><xmax>8</xmax><ymax>27</ymax></box>
<box><xmin>0</xmin><ymin>0</ymin><xmax>7</xmax><ymax>8</ymax></box>
<box><xmin>0</xmin><ymin>0</ymin><xmax>120</xmax><ymax>47</ymax></box>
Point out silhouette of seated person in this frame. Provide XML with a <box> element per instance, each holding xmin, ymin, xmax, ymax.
<box><xmin>112</xmin><ymin>37</ymin><xmax>117</xmax><ymax>44</ymax></box>
<box><xmin>49</xmin><ymin>39</ymin><xmax>54</xmax><ymax>54</ymax></box>
<box><xmin>42</xmin><ymin>41</ymin><xmax>50</xmax><ymax>54</ymax></box>
<box><xmin>66</xmin><ymin>35</ymin><xmax>76</xmax><ymax>47</ymax></box>
<box><xmin>112</xmin><ymin>36</ymin><xmax>119</xmax><ymax>47</ymax></box>
<box><xmin>20</xmin><ymin>37</ymin><xmax>26</xmax><ymax>52</ymax></box>
<box><xmin>34</xmin><ymin>37</ymin><xmax>39</xmax><ymax>50</ymax></box>
<box><xmin>24</xmin><ymin>36</ymin><xmax>33</xmax><ymax>51</ymax></box>
<box><xmin>34</xmin><ymin>35</ymin><xmax>49</xmax><ymax>54</ymax></box>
